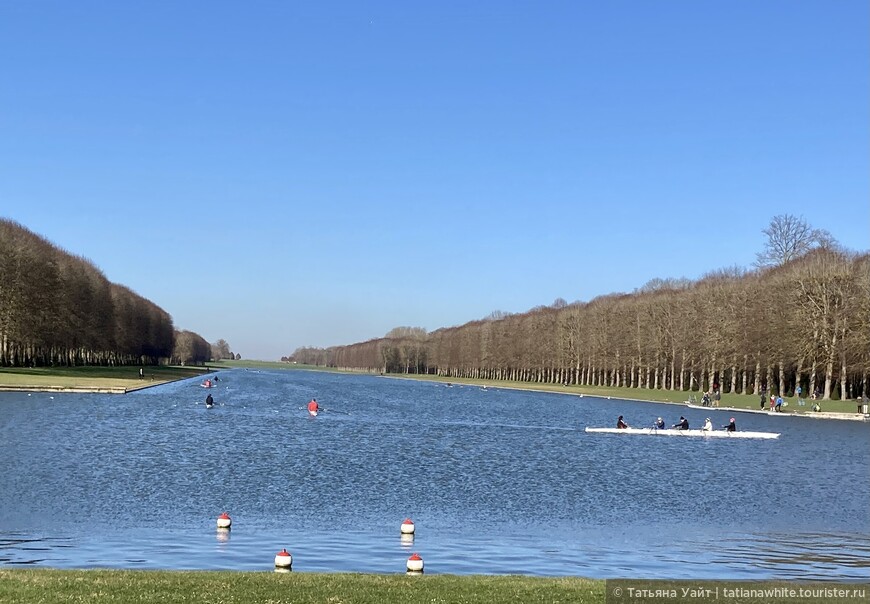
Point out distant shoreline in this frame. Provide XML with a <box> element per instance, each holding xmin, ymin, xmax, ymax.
<box><xmin>376</xmin><ymin>373</ymin><xmax>870</xmax><ymax>423</ymax></box>
<box><xmin>0</xmin><ymin>382</ymin><xmax>165</xmax><ymax>394</ymax></box>
<box><xmin>0</xmin><ymin>365</ymin><xmax>214</xmax><ymax>394</ymax></box>
<box><xmin>2</xmin><ymin>362</ymin><xmax>866</xmax><ymax>422</ymax></box>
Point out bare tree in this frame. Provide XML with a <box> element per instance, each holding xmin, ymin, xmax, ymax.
<box><xmin>755</xmin><ymin>214</ymin><xmax>837</xmax><ymax>269</ymax></box>
<box><xmin>484</xmin><ymin>310</ymin><xmax>512</xmax><ymax>321</ymax></box>
<box><xmin>211</xmin><ymin>339</ymin><xmax>232</xmax><ymax>360</ymax></box>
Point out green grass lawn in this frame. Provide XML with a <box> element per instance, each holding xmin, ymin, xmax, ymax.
<box><xmin>0</xmin><ymin>365</ymin><xmax>210</xmax><ymax>391</ymax></box>
<box><xmin>0</xmin><ymin>570</ymin><xmax>602</xmax><ymax>604</ymax></box>
<box><xmin>1</xmin><ymin>570</ymin><xmax>865</xmax><ymax>604</ymax></box>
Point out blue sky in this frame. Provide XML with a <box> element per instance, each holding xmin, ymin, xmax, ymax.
<box><xmin>1</xmin><ymin>1</ymin><xmax>867</xmax><ymax>361</ymax></box>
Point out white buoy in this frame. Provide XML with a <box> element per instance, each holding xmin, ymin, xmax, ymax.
<box><xmin>400</xmin><ymin>518</ymin><xmax>415</xmax><ymax>535</ymax></box>
<box><xmin>274</xmin><ymin>548</ymin><xmax>293</xmax><ymax>569</ymax></box>
<box><xmin>217</xmin><ymin>512</ymin><xmax>232</xmax><ymax>529</ymax></box>
<box><xmin>406</xmin><ymin>553</ymin><xmax>424</xmax><ymax>573</ymax></box>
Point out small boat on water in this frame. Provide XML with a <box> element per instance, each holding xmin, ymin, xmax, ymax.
<box><xmin>584</xmin><ymin>427</ymin><xmax>780</xmax><ymax>439</ymax></box>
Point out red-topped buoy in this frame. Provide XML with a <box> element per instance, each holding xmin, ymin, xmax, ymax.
<box><xmin>400</xmin><ymin>518</ymin><xmax>415</xmax><ymax>534</ymax></box>
<box><xmin>274</xmin><ymin>548</ymin><xmax>293</xmax><ymax>569</ymax></box>
<box><xmin>217</xmin><ymin>512</ymin><xmax>232</xmax><ymax>529</ymax></box>
<box><xmin>406</xmin><ymin>552</ymin><xmax>424</xmax><ymax>573</ymax></box>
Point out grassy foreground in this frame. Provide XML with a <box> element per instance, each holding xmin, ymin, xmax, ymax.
<box><xmin>2</xmin><ymin>571</ymin><xmax>866</xmax><ymax>604</ymax></box>
<box><xmin>0</xmin><ymin>570</ymin><xmax>601</xmax><ymax>604</ymax></box>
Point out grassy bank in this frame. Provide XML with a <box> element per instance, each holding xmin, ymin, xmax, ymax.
<box><xmin>0</xmin><ymin>365</ymin><xmax>211</xmax><ymax>392</ymax></box>
<box><xmin>374</xmin><ymin>372</ymin><xmax>866</xmax><ymax>416</ymax></box>
<box><xmin>0</xmin><ymin>570</ymin><xmax>602</xmax><ymax>604</ymax></box>
<box><xmin>1</xmin><ymin>571</ymin><xmax>865</xmax><ymax>604</ymax></box>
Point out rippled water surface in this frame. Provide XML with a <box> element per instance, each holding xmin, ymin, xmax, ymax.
<box><xmin>1</xmin><ymin>369</ymin><xmax>868</xmax><ymax>579</ymax></box>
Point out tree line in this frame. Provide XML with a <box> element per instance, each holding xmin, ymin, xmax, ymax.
<box><xmin>290</xmin><ymin>216</ymin><xmax>869</xmax><ymax>401</ymax></box>
<box><xmin>0</xmin><ymin>219</ymin><xmax>235</xmax><ymax>367</ymax></box>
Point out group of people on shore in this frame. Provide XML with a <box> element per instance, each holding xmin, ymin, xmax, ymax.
<box><xmin>696</xmin><ymin>389</ymin><xmax>721</xmax><ymax>407</ymax></box>
<box><xmin>616</xmin><ymin>415</ymin><xmax>736</xmax><ymax>432</ymax></box>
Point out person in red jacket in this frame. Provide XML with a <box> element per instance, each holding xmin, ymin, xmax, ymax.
<box><xmin>307</xmin><ymin>398</ymin><xmax>320</xmax><ymax>414</ymax></box>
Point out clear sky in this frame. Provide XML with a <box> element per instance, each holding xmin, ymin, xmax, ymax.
<box><xmin>1</xmin><ymin>1</ymin><xmax>868</xmax><ymax>361</ymax></box>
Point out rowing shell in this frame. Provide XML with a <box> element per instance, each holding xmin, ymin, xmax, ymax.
<box><xmin>585</xmin><ymin>427</ymin><xmax>779</xmax><ymax>439</ymax></box>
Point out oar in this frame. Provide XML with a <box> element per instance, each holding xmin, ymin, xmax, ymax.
<box><xmin>320</xmin><ymin>407</ymin><xmax>351</xmax><ymax>415</ymax></box>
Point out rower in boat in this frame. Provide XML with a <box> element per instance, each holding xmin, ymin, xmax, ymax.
<box><xmin>307</xmin><ymin>398</ymin><xmax>320</xmax><ymax>416</ymax></box>
<box><xmin>673</xmin><ymin>416</ymin><xmax>689</xmax><ymax>430</ymax></box>
<box><xmin>654</xmin><ymin>417</ymin><xmax>666</xmax><ymax>430</ymax></box>
<box><xmin>723</xmin><ymin>417</ymin><xmax>736</xmax><ymax>432</ymax></box>
<box><xmin>702</xmin><ymin>418</ymin><xmax>713</xmax><ymax>431</ymax></box>
<box><xmin>205</xmin><ymin>393</ymin><xmax>214</xmax><ymax>409</ymax></box>
<box><xmin>616</xmin><ymin>415</ymin><xmax>629</xmax><ymax>429</ymax></box>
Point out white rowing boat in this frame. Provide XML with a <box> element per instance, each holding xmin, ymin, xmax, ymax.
<box><xmin>584</xmin><ymin>427</ymin><xmax>780</xmax><ymax>439</ymax></box>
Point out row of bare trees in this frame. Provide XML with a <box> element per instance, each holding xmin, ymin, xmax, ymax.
<box><xmin>291</xmin><ymin>218</ymin><xmax>869</xmax><ymax>401</ymax></box>
<box><xmin>0</xmin><ymin>218</ymin><xmax>232</xmax><ymax>367</ymax></box>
